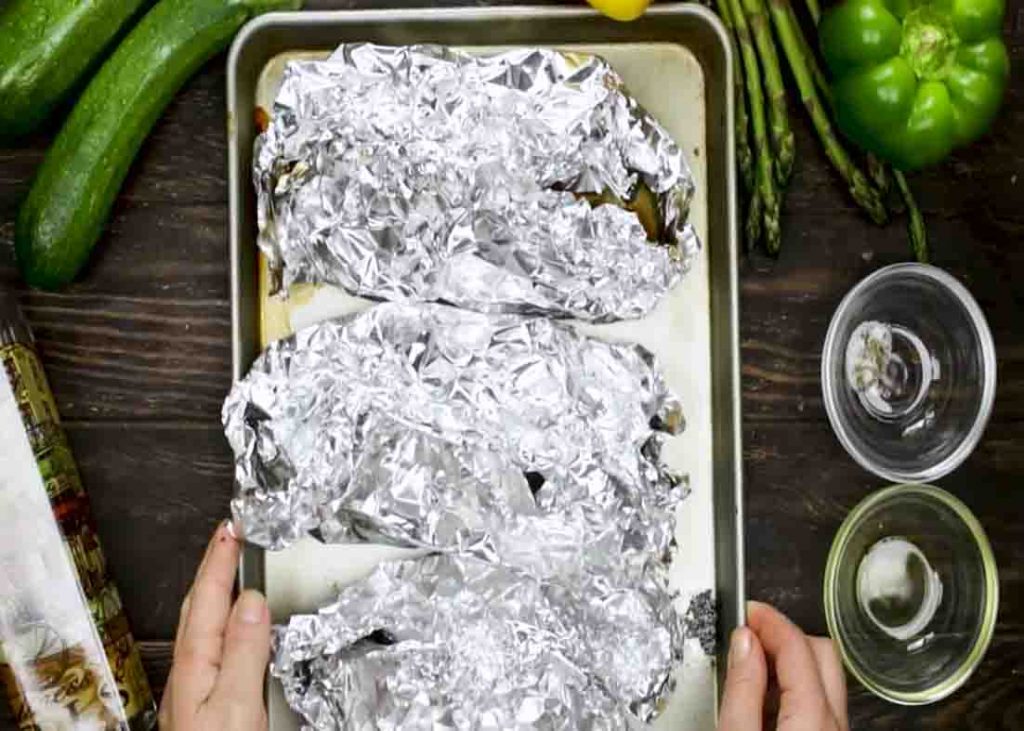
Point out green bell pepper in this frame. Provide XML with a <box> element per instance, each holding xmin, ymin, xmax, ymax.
<box><xmin>820</xmin><ymin>0</ymin><xmax>1009</xmax><ymax>169</ymax></box>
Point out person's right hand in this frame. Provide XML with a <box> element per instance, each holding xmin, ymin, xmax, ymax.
<box><xmin>718</xmin><ymin>601</ymin><xmax>849</xmax><ymax>731</ymax></box>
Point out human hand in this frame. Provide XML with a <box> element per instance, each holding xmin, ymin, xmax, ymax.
<box><xmin>718</xmin><ymin>601</ymin><xmax>848</xmax><ymax>731</ymax></box>
<box><xmin>159</xmin><ymin>521</ymin><xmax>270</xmax><ymax>730</ymax></box>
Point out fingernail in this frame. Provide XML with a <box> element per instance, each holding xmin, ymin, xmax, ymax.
<box><xmin>237</xmin><ymin>590</ymin><xmax>268</xmax><ymax>625</ymax></box>
<box><xmin>218</xmin><ymin>518</ymin><xmax>241</xmax><ymax>543</ymax></box>
<box><xmin>729</xmin><ymin>627</ymin><xmax>752</xmax><ymax>668</ymax></box>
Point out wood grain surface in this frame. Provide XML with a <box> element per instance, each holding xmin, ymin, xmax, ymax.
<box><xmin>1</xmin><ymin>0</ymin><xmax>1023</xmax><ymax>728</ymax></box>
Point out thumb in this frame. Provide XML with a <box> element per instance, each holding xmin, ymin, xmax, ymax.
<box><xmin>210</xmin><ymin>590</ymin><xmax>271</xmax><ymax>710</ymax></box>
<box><xmin>718</xmin><ymin>626</ymin><xmax>767</xmax><ymax>731</ymax></box>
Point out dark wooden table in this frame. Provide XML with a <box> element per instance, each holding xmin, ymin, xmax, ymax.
<box><xmin>2</xmin><ymin>1</ymin><xmax>1022</xmax><ymax>728</ymax></box>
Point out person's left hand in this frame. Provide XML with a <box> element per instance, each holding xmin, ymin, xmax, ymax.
<box><xmin>159</xmin><ymin>521</ymin><xmax>271</xmax><ymax>730</ymax></box>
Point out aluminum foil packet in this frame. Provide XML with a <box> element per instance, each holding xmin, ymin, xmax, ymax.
<box><xmin>223</xmin><ymin>303</ymin><xmax>686</xmax><ymax>584</ymax></box>
<box><xmin>254</xmin><ymin>44</ymin><xmax>700</xmax><ymax>322</ymax></box>
<box><xmin>272</xmin><ymin>554</ymin><xmax>682</xmax><ymax>729</ymax></box>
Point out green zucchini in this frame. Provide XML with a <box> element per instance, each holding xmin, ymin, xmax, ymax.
<box><xmin>0</xmin><ymin>0</ymin><xmax>149</xmax><ymax>139</ymax></box>
<box><xmin>16</xmin><ymin>0</ymin><xmax>301</xmax><ymax>290</ymax></box>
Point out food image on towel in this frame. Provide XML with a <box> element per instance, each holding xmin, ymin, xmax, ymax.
<box><xmin>254</xmin><ymin>44</ymin><xmax>700</xmax><ymax>321</ymax></box>
<box><xmin>223</xmin><ymin>303</ymin><xmax>686</xmax><ymax>586</ymax></box>
<box><xmin>271</xmin><ymin>554</ymin><xmax>683</xmax><ymax>729</ymax></box>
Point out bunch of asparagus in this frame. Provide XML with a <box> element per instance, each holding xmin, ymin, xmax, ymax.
<box><xmin>715</xmin><ymin>0</ymin><xmax>928</xmax><ymax>261</ymax></box>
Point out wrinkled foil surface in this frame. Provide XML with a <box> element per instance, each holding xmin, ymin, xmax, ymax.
<box><xmin>255</xmin><ymin>44</ymin><xmax>700</xmax><ymax>321</ymax></box>
<box><xmin>223</xmin><ymin>303</ymin><xmax>689</xmax><ymax>727</ymax></box>
<box><xmin>224</xmin><ymin>303</ymin><xmax>685</xmax><ymax>567</ymax></box>
<box><xmin>272</xmin><ymin>554</ymin><xmax>682</xmax><ymax>729</ymax></box>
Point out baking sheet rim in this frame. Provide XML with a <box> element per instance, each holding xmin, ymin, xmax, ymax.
<box><xmin>225</xmin><ymin>1</ymin><xmax>744</xmax><ymax>721</ymax></box>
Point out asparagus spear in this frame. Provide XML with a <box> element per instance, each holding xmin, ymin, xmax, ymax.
<box><xmin>803</xmin><ymin>0</ymin><xmax>821</xmax><ymax>25</ymax></box>
<box><xmin>866</xmin><ymin>153</ymin><xmax>892</xmax><ymax>200</ymax></box>
<box><xmin>768</xmin><ymin>0</ymin><xmax>888</xmax><ymax>225</ymax></box>
<box><xmin>725</xmin><ymin>0</ymin><xmax>782</xmax><ymax>252</ymax></box>
<box><xmin>742</xmin><ymin>0</ymin><xmax>795</xmax><ymax>186</ymax></box>
<box><xmin>781</xmin><ymin>1</ymin><xmax>906</xmax><ymax>228</ymax></box>
<box><xmin>716</xmin><ymin>0</ymin><xmax>756</xmax><ymax>193</ymax></box>
<box><xmin>784</xmin><ymin>0</ymin><xmax>915</xmax><ymax>240</ymax></box>
<box><xmin>894</xmin><ymin>170</ymin><xmax>928</xmax><ymax>262</ymax></box>
<box><xmin>785</xmin><ymin>0</ymin><xmax>831</xmax><ymax>110</ymax></box>
<box><xmin>746</xmin><ymin>188</ymin><xmax>764</xmax><ymax>248</ymax></box>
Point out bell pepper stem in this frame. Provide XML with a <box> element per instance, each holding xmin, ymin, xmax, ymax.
<box><xmin>768</xmin><ymin>0</ymin><xmax>888</xmax><ymax>225</ymax></box>
<box><xmin>724</xmin><ymin>0</ymin><xmax>782</xmax><ymax>253</ymax></box>
<box><xmin>716</xmin><ymin>0</ymin><xmax>756</xmax><ymax>194</ymax></box>
<box><xmin>894</xmin><ymin>170</ymin><xmax>928</xmax><ymax>262</ymax></box>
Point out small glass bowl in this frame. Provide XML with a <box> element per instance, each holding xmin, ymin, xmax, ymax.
<box><xmin>824</xmin><ymin>484</ymin><xmax>998</xmax><ymax>705</ymax></box>
<box><xmin>821</xmin><ymin>263</ymin><xmax>996</xmax><ymax>483</ymax></box>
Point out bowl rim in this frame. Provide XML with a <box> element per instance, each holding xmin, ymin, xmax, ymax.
<box><xmin>820</xmin><ymin>263</ymin><xmax>997</xmax><ymax>483</ymax></box>
<box><xmin>823</xmin><ymin>483</ymin><xmax>999</xmax><ymax>705</ymax></box>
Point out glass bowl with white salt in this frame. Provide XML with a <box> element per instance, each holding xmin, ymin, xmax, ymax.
<box><xmin>821</xmin><ymin>263</ymin><xmax>996</xmax><ymax>482</ymax></box>
<box><xmin>823</xmin><ymin>483</ymin><xmax>998</xmax><ymax>705</ymax></box>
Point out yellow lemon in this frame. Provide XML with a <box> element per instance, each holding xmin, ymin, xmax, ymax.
<box><xmin>586</xmin><ymin>0</ymin><xmax>651</xmax><ymax>21</ymax></box>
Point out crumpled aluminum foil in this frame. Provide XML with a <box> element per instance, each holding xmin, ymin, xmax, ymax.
<box><xmin>223</xmin><ymin>303</ymin><xmax>690</xmax><ymax>727</ymax></box>
<box><xmin>272</xmin><ymin>554</ymin><xmax>682</xmax><ymax>729</ymax></box>
<box><xmin>254</xmin><ymin>44</ymin><xmax>700</xmax><ymax>322</ymax></box>
<box><xmin>223</xmin><ymin>303</ymin><xmax>685</xmax><ymax>581</ymax></box>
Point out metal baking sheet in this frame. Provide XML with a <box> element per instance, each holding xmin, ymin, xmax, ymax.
<box><xmin>227</xmin><ymin>6</ymin><xmax>742</xmax><ymax>729</ymax></box>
